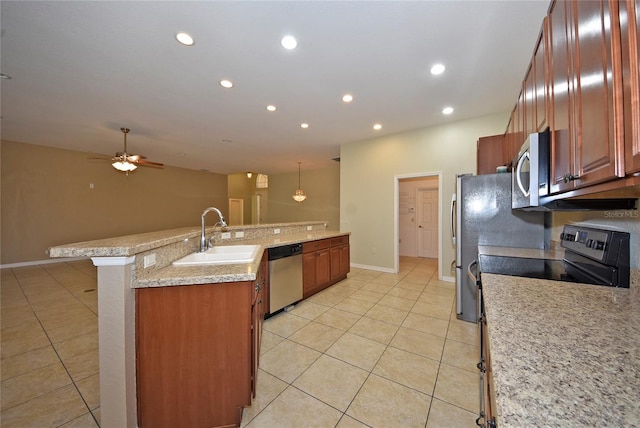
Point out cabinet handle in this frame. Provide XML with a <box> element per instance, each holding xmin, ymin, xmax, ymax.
<box><xmin>255</xmin><ymin>284</ymin><xmax>261</xmax><ymax>292</ymax></box>
<box><xmin>487</xmin><ymin>418</ymin><xmax>496</xmax><ymax>428</ymax></box>
<box><xmin>477</xmin><ymin>360</ymin><xmax>486</xmax><ymax>373</ymax></box>
<box><xmin>476</xmin><ymin>412</ymin><xmax>485</xmax><ymax>427</ymax></box>
<box><xmin>563</xmin><ymin>173</ymin><xmax>580</xmax><ymax>183</ymax></box>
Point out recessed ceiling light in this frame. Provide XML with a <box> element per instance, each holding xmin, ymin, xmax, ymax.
<box><xmin>281</xmin><ymin>35</ymin><xmax>297</xmax><ymax>50</ymax></box>
<box><xmin>300</xmin><ymin>123</ymin><xmax>309</xmax><ymax>129</ymax></box>
<box><xmin>430</xmin><ymin>63</ymin><xmax>446</xmax><ymax>75</ymax></box>
<box><xmin>266</xmin><ymin>105</ymin><xmax>277</xmax><ymax>112</ymax></box>
<box><xmin>342</xmin><ymin>94</ymin><xmax>353</xmax><ymax>103</ymax></box>
<box><xmin>442</xmin><ymin>106</ymin><xmax>454</xmax><ymax>115</ymax></box>
<box><xmin>175</xmin><ymin>32</ymin><xmax>195</xmax><ymax>46</ymax></box>
<box><xmin>222</xmin><ymin>139</ymin><xmax>232</xmax><ymax>144</ymax></box>
<box><xmin>220</xmin><ymin>79</ymin><xmax>233</xmax><ymax>88</ymax></box>
<box><xmin>373</xmin><ymin>123</ymin><xmax>382</xmax><ymax>130</ymax></box>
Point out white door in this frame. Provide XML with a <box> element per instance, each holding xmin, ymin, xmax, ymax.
<box><xmin>228</xmin><ymin>198</ymin><xmax>244</xmax><ymax>226</ymax></box>
<box><xmin>417</xmin><ymin>188</ymin><xmax>438</xmax><ymax>258</ymax></box>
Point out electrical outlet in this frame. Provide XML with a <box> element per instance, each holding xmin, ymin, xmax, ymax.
<box><xmin>307</xmin><ymin>226</ymin><xmax>312</xmax><ymax>231</ymax></box>
<box><xmin>143</xmin><ymin>253</ymin><xmax>156</xmax><ymax>268</ymax></box>
<box><xmin>221</xmin><ymin>232</ymin><xmax>231</xmax><ymax>239</ymax></box>
<box><xmin>235</xmin><ymin>231</ymin><xmax>245</xmax><ymax>238</ymax></box>
<box><xmin>274</xmin><ymin>228</ymin><xmax>280</xmax><ymax>234</ymax></box>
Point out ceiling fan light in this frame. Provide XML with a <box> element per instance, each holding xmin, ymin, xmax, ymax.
<box><xmin>112</xmin><ymin>161</ymin><xmax>138</xmax><ymax>172</ymax></box>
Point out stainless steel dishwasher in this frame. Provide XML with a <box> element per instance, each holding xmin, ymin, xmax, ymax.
<box><xmin>268</xmin><ymin>243</ymin><xmax>303</xmax><ymax>313</ymax></box>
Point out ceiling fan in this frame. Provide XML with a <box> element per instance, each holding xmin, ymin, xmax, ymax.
<box><xmin>91</xmin><ymin>127</ymin><xmax>164</xmax><ymax>173</ymax></box>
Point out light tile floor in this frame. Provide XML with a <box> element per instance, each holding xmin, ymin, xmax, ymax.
<box><xmin>242</xmin><ymin>257</ymin><xmax>481</xmax><ymax>428</ymax></box>
<box><xmin>1</xmin><ymin>260</ymin><xmax>100</xmax><ymax>427</ymax></box>
<box><xmin>1</xmin><ymin>257</ymin><xmax>480</xmax><ymax>428</ymax></box>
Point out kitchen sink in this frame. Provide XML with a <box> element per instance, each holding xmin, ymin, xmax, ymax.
<box><xmin>172</xmin><ymin>245</ymin><xmax>261</xmax><ymax>266</ymax></box>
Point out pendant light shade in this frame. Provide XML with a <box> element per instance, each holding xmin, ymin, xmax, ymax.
<box><xmin>292</xmin><ymin>162</ymin><xmax>307</xmax><ymax>202</ymax></box>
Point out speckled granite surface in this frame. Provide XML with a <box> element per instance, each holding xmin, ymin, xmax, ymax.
<box><xmin>481</xmin><ymin>273</ymin><xmax>640</xmax><ymax>427</ymax></box>
<box><xmin>48</xmin><ymin>222</ymin><xmax>348</xmax><ymax>288</ymax></box>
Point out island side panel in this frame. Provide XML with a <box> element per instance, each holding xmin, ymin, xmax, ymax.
<box><xmin>136</xmin><ymin>282</ymin><xmax>253</xmax><ymax>428</ymax></box>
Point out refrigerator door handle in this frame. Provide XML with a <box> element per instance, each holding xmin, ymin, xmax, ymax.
<box><xmin>450</xmin><ymin>193</ymin><xmax>457</xmax><ymax>246</ymax></box>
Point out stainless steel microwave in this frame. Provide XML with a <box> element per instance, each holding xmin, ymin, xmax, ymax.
<box><xmin>512</xmin><ymin>131</ymin><xmax>550</xmax><ymax>209</ymax></box>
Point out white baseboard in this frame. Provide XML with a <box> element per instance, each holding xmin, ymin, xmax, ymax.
<box><xmin>440</xmin><ymin>275</ymin><xmax>455</xmax><ymax>283</ymax></box>
<box><xmin>1</xmin><ymin>257</ymin><xmax>90</xmax><ymax>269</ymax></box>
<box><xmin>349</xmin><ymin>263</ymin><xmax>396</xmax><ymax>274</ymax></box>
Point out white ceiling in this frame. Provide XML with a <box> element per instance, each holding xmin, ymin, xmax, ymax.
<box><xmin>1</xmin><ymin>1</ymin><xmax>549</xmax><ymax>175</ymax></box>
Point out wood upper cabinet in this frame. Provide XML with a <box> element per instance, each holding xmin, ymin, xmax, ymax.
<box><xmin>477</xmin><ymin>134</ymin><xmax>505</xmax><ymax>174</ymax></box>
<box><xmin>620</xmin><ymin>0</ymin><xmax>640</xmax><ymax>174</ymax></box>
<box><xmin>136</xmin><ymin>258</ymin><xmax>266</xmax><ymax>428</ymax></box>
<box><xmin>534</xmin><ymin>19</ymin><xmax>550</xmax><ymax>134</ymax></box>
<box><xmin>548</xmin><ymin>0</ymin><xmax>578</xmax><ymax>194</ymax></box>
<box><xmin>549</xmin><ymin>0</ymin><xmax>625</xmax><ymax>193</ymax></box>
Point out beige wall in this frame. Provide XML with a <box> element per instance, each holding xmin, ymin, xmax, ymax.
<box><xmin>340</xmin><ymin>112</ymin><xmax>509</xmax><ymax>274</ymax></box>
<box><xmin>228</xmin><ymin>173</ymin><xmax>256</xmax><ymax>225</ymax></box>
<box><xmin>1</xmin><ymin>140</ymin><xmax>228</xmax><ymax>264</ymax></box>
<box><xmin>267</xmin><ymin>163</ymin><xmax>340</xmax><ymax>230</ymax></box>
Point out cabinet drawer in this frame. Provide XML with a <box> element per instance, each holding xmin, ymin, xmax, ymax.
<box><xmin>330</xmin><ymin>235</ymin><xmax>349</xmax><ymax>246</ymax></box>
<box><xmin>303</xmin><ymin>239</ymin><xmax>331</xmax><ymax>253</ymax></box>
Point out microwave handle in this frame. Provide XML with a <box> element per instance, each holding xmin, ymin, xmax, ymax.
<box><xmin>515</xmin><ymin>151</ymin><xmax>530</xmax><ymax>197</ymax></box>
<box><xmin>450</xmin><ymin>193</ymin><xmax>457</xmax><ymax>246</ymax></box>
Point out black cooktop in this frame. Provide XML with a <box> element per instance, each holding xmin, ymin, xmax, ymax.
<box><xmin>478</xmin><ymin>224</ymin><xmax>630</xmax><ymax>288</ymax></box>
<box><xmin>478</xmin><ymin>255</ymin><xmax>608</xmax><ymax>286</ymax></box>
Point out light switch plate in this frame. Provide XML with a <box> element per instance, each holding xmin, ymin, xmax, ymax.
<box><xmin>235</xmin><ymin>231</ymin><xmax>245</xmax><ymax>238</ymax></box>
<box><xmin>274</xmin><ymin>228</ymin><xmax>281</xmax><ymax>234</ymax></box>
<box><xmin>221</xmin><ymin>232</ymin><xmax>231</xmax><ymax>239</ymax></box>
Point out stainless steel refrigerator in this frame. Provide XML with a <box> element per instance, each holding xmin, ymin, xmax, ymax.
<box><xmin>451</xmin><ymin>173</ymin><xmax>547</xmax><ymax>323</ymax></box>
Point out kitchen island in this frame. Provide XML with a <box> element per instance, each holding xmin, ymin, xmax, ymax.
<box><xmin>48</xmin><ymin>221</ymin><xmax>349</xmax><ymax>428</ymax></box>
<box><xmin>481</xmin><ymin>272</ymin><xmax>640</xmax><ymax>427</ymax></box>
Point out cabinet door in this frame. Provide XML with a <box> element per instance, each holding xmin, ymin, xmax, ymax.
<box><xmin>571</xmin><ymin>0</ymin><xmax>625</xmax><ymax>187</ymax></box>
<box><xmin>621</xmin><ymin>0</ymin><xmax>640</xmax><ymax>173</ymax></box>
<box><xmin>534</xmin><ymin>20</ymin><xmax>549</xmax><ymax>133</ymax></box>
<box><xmin>477</xmin><ymin>135</ymin><xmax>505</xmax><ymax>174</ymax></box>
<box><xmin>524</xmin><ymin>63</ymin><xmax>536</xmax><ymax>138</ymax></box>
<box><xmin>302</xmin><ymin>252</ymin><xmax>317</xmax><ymax>296</ymax></box>
<box><xmin>548</xmin><ymin>0</ymin><xmax>576</xmax><ymax>194</ymax></box>
<box><xmin>315</xmin><ymin>248</ymin><xmax>331</xmax><ymax>286</ymax></box>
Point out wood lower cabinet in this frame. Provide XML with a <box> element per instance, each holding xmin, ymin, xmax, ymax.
<box><xmin>136</xmin><ymin>256</ymin><xmax>266</xmax><ymax>428</ymax></box>
<box><xmin>303</xmin><ymin>235</ymin><xmax>350</xmax><ymax>298</ymax></box>
<box><xmin>302</xmin><ymin>239</ymin><xmax>331</xmax><ymax>298</ymax></box>
<box><xmin>330</xmin><ymin>236</ymin><xmax>350</xmax><ymax>282</ymax></box>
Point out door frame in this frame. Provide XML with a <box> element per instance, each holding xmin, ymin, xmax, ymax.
<box><xmin>393</xmin><ymin>171</ymin><xmax>443</xmax><ymax>279</ymax></box>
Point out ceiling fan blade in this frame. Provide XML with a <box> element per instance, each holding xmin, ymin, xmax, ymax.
<box><xmin>127</xmin><ymin>154</ymin><xmax>146</xmax><ymax>161</ymax></box>
<box><xmin>135</xmin><ymin>159</ymin><xmax>164</xmax><ymax>168</ymax></box>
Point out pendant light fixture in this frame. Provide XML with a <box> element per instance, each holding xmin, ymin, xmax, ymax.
<box><xmin>292</xmin><ymin>162</ymin><xmax>307</xmax><ymax>202</ymax></box>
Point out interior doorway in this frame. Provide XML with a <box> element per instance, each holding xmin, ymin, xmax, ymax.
<box><xmin>228</xmin><ymin>198</ymin><xmax>244</xmax><ymax>226</ymax></box>
<box><xmin>395</xmin><ymin>173</ymin><xmax>442</xmax><ymax>278</ymax></box>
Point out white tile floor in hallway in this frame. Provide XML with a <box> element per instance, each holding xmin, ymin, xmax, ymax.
<box><xmin>242</xmin><ymin>257</ymin><xmax>480</xmax><ymax>428</ymax></box>
<box><xmin>1</xmin><ymin>256</ymin><xmax>480</xmax><ymax>427</ymax></box>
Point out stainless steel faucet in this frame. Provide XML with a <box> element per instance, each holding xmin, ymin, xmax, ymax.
<box><xmin>200</xmin><ymin>207</ymin><xmax>228</xmax><ymax>252</ymax></box>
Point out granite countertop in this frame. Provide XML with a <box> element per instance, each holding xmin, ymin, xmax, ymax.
<box><xmin>48</xmin><ymin>223</ymin><xmax>349</xmax><ymax>288</ymax></box>
<box><xmin>481</xmin><ymin>273</ymin><xmax>640</xmax><ymax>427</ymax></box>
<box><xmin>134</xmin><ymin>231</ymin><xmax>349</xmax><ymax>288</ymax></box>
